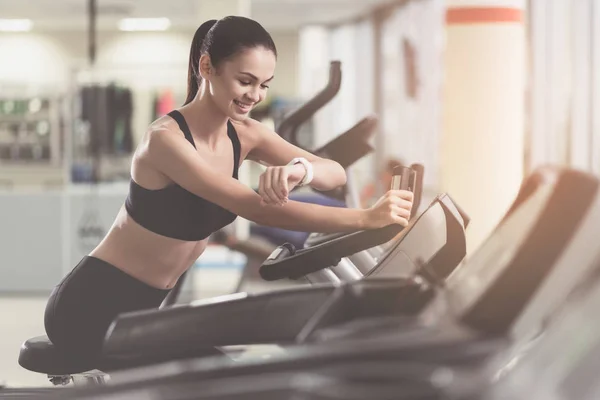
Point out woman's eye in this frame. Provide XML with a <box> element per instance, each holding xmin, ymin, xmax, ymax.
<box><xmin>261</xmin><ymin>85</ymin><xmax>270</xmax><ymax>89</ymax></box>
<box><xmin>239</xmin><ymin>80</ymin><xmax>251</xmax><ymax>86</ymax></box>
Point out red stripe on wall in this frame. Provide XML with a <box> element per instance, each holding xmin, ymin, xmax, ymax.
<box><xmin>446</xmin><ymin>7</ymin><xmax>523</xmax><ymax>24</ymax></box>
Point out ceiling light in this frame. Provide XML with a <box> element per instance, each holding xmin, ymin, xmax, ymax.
<box><xmin>119</xmin><ymin>18</ymin><xmax>171</xmax><ymax>32</ymax></box>
<box><xmin>0</xmin><ymin>19</ymin><xmax>33</xmax><ymax>32</ymax></box>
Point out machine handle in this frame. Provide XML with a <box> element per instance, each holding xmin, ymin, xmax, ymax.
<box><xmin>259</xmin><ymin>168</ymin><xmax>414</xmax><ymax>281</ymax></box>
<box><xmin>277</xmin><ymin>61</ymin><xmax>342</xmax><ymax>147</ymax></box>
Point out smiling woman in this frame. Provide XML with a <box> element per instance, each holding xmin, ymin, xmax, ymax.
<box><xmin>183</xmin><ymin>17</ymin><xmax>277</xmax><ymax>109</ymax></box>
<box><xmin>41</xmin><ymin>15</ymin><xmax>414</xmax><ymax>364</ymax></box>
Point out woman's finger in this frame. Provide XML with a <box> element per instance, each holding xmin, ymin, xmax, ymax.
<box><xmin>258</xmin><ymin>173</ymin><xmax>269</xmax><ymax>205</ymax></box>
<box><xmin>280</xmin><ymin>168</ymin><xmax>290</xmax><ymax>201</ymax></box>
<box><xmin>389</xmin><ymin>197</ymin><xmax>413</xmax><ymax>211</ymax></box>
<box><xmin>264</xmin><ymin>169</ymin><xmax>281</xmax><ymax>204</ymax></box>
<box><xmin>273</xmin><ymin>168</ymin><xmax>287</xmax><ymax>202</ymax></box>
<box><xmin>392</xmin><ymin>204</ymin><xmax>411</xmax><ymax>220</ymax></box>
<box><xmin>388</xmin><ymin>190</ymin><xmax>414</xmax><ymax>201</ymax></box>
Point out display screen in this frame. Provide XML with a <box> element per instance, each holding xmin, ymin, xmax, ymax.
<box><xmin>375</xmin><ymin>195</ymin><xmax>446</xmax><ymax>268</ymax></box>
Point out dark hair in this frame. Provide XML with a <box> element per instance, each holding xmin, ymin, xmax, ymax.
<box><xmin>185</xmin><ymin>16</ymin><xmax>277</xmax><ymax>105</ymax></box>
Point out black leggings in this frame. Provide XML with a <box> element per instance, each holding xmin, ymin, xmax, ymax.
<box><xmin>44</xmin><ymin>256</ymin><xmax>170</xmax><ymax>361</ymax></box>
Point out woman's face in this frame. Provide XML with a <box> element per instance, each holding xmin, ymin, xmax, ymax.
<box><xmin>203</xmin><ymin>46</ymin><xmax>276</xmax><ymax>121</ymax></box>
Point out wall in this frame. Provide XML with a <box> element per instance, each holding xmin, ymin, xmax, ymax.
<box><xmin>28</xmin><ymin>29</ymin><xmax>299</xmax><ymax>98</ymax></box>
<box><xmin>0</xmin><ymin>28</ymin><xmax>300</xmax><ymax>146</ymax></box>
<box><xmin>298</xmin><ymin>22</ymin><xmax>377</xmax><ymax>197</ymax></box>
<box><xmin>528</xmin><ymin>0</ymin><xmax>600</xmax><ymax>175</ymax></box>
<box><xmin>269</xmin><ymin>31</ymin><xmax>299</xmax><ymax>100</ymax></box>
<box><xmin>0</xmin><ymin>33</ymin><xmax>73</xmax><ymax>93</ymax></box>
<box><xmin>379</xmin><ymin>0</ymin><xmax>445</xmax><ymax>189</ymax></box>
<box><xmin>527</xmin><ymin>0</ymin><xmax>572</xmax><ymax>169</ymax></box>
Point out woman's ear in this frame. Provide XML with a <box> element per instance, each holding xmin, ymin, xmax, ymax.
<box><xmin>198</xmin><ymin>54</ymin><xmax>213</xmax><ymax>80</ymax></box>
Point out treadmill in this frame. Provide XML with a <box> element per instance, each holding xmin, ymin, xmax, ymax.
<box><xmin>99</xmin><ymin>192</ymin><xmax>466</xmax><ymax>365</ymax></box>
<box><xmin>38</xmin><ymin>166</ymin><xmax>600</xmax><ymax>400</ymax></box>
<box><xmin>16</xmin><ymin>171</ymin><xmax>468</xmax><ymax>388</ymax></box>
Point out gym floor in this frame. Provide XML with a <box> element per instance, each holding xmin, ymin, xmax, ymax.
<box><xmin>1</xmin><ymin>266</ymin><xmax>292</xmax><ymax>388</ymax></box>
<box><xmin>1</xmin><ymin>296</ymin><xmax>51</xmax><ymax>388</ymax></box>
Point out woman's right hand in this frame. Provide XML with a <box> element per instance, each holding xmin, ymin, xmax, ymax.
<box><xmin>364</xmin><ymin>190</ymin><xmax>414</xmax><ymax>229</ymax></box>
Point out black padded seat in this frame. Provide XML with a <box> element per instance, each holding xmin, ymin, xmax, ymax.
<box><xmin>18</xmin><ymin>336</ymin><xmax>97</xmax><ymax>376</ymax></box>
<box><xmin>19</xmin><ymin>335</ymin><xmax>226</xmax><ymax>377</ymax></box>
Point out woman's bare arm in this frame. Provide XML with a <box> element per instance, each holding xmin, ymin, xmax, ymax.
<box><xmin>245</xmin><ymin>119</ymin><xmax>346</xmax><ymax>191</ymax></box>
<box><xmin>144</xmin><ymin>128</ymin><xmax>373</xmax><ymax>233</ymax></box>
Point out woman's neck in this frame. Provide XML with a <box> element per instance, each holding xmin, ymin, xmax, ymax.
<box><xmin>180</xmin><ymin>83</ymin><xmax>229</xmax><ymax>148</ymax></box>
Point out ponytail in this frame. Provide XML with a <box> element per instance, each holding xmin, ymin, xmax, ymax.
<box><xmin>185</xmin><ymin>19</ymin><xmax>217</xmax><ymax>105</ymax></box>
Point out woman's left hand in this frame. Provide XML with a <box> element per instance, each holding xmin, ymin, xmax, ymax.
<box><xmin>258</xmin><ymin>164</ymin><xmax>306</xmax><ymax>206</ymax></box>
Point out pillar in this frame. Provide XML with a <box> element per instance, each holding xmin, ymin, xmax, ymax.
<box><xmin>440</xmin><ymin>0</ymin><xmax>526</xmax><ymax>251</ymax></box>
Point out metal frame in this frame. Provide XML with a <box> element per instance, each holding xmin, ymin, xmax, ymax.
<box><xmin>48</xmin><ymin>370</ymin><xmax>108</xmax><ymax>387</ymax></box>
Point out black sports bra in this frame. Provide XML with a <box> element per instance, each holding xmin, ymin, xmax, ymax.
<box><xmin>125</xmin><ymin>110</ymin><xmax>240</xmax><ymax>241</ymax></box>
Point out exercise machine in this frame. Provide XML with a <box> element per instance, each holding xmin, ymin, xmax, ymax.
<box><xmin>32</xmin><ymin>166</ymin><xmax>600</xmax><ymax>400</ymax></box>
<box><xmin>16</xmin><ymin>171</ymin><xmax>467</xmax><ymax>388</ymax></box>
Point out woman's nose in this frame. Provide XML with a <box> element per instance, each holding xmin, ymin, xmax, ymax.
<box><xmin>246</xmin><ymin>88</ymin><xmax>260</xmax><ymax>102</ymax></box>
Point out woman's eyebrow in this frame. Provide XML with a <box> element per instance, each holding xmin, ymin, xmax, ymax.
<box><xmin>239</xmin><ymin>72</ymin><xmax>274</xmax><ymax>82</ymax></box>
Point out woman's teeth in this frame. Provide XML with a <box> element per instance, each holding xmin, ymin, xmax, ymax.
<box><xmin>234</xmin><ymin>100</ymin><xmax>252</xmax><ymax>108</ymax></box>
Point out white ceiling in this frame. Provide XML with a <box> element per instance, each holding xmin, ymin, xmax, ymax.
<box><xmin>0</xmin><ymin>0</ymin><xmax>393</xmax><ymax>32</ymax></box>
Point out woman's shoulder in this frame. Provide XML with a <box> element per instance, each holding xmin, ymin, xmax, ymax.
<box><xmin>132</xmin><ymin>116</ymin><xmax>185</xmax><ymax>167</ymax></box>
<box><xmin>138</xmin><ymin>114</ymin><xmax>180</xmax><ymax>145</ymax></box>
<box><xmin>148</xmin><ymin>114</ymin><xmax>179</xmax><ymax>134</ymax></box>
<box><xmin>229</xmin><ymin>117</ymin><xmax>268</xmax><ymax>147</ymax></box>
<box><xmin>230</xmin><ymin>116</ymin><xmax>263</xmax><ymax>132</ymax></box>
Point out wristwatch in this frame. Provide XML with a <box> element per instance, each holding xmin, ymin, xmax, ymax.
<box><xmin>287</xmin><ymin>157</ymin><xmax>314</xmax><ymax>186</ymax></box>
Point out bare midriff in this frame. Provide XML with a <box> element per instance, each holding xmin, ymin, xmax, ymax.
<box><xmin>89</xmin><ymin>205</ymin><xmax>208</xmax><ymax>290</ymax></box>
